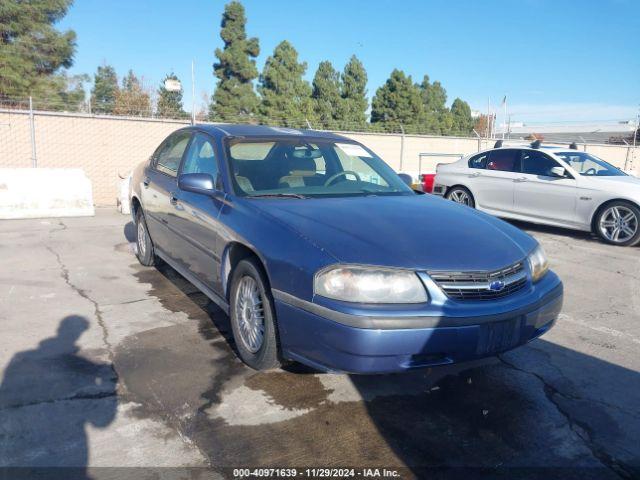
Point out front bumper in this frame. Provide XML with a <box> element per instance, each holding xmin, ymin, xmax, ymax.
<box><xmin>274</xmin><ymin>274</ymin><xmax>563</xmax><ymax>374</ymax></box>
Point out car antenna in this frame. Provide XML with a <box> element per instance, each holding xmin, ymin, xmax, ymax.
<box><xmin>569</xmin><ymin>142</ymin><xmax>578</xmax><ymax>150</ymax></box>
<box><xmin>494</xmin><ymin>140</ymin><xmax>503</xmax><ymax>148</ymax></box>
<box><xmin>530</xmin><ymin>139</ymin><xmax>542</xmax><ymax>149</ymax></box>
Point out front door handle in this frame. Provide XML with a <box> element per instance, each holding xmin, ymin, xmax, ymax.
<box><xmin>514</xmin><ymin>177</ymin><xmax>528</xmax><ymax>183</ymax></box>
<box><xmin>469</xmin><ymin>172</ymin><xmax>481</xmax><ymax>178</ymax></box>
<box><xmin>169</xmin><ymin>192</ymin><xmax>178</xmax><ymax>205</ymax></box>
<box><xmin>143</xmin><ymin>177</ymin><xmax>150</xmax><ymax>187</ymax></box>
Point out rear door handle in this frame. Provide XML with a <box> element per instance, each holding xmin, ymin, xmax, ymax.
<box><xmin>169</xmin><ymin>192</ymin><xmax>178</xmax><ymax>205</ymax></box>
<box><xmin>143</xmin><ymin>177</ymin><xmax>150</xmax><ymax>187</ymax></box>
<box><xmin>514</xmin><ymin>177</ymin><xmax>528</xmax><ymax>183</ymax></box>
<box><xmin>470</xmin><ymin>172</ymin><xmax>481</xmax><ymax>177</ymax></box>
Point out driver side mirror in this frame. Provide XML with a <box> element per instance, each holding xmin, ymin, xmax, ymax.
<box><xmin>550</xmin><ymin>166</ymin><xmax>567</xmax><ymax>178</ymax></box>
<box><xmin>398</xmin><ymin>173</ymin><xmax>413</xmax><ymax>187</ymax></box>
<box><xmin>178</xmin><ymin>173</ymin><xmax>219</xmax><ymax>195</ymax></box>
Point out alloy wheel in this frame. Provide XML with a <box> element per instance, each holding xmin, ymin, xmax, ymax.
<box><xmin>234</xmin><ymin>276</ymin><xmax>265</xmax><ymax>353</ymax></box>
<box><xmin>449</xmin><ymin>189</ymin><xmax>471</xmax><ymax>206</ymax></box>
<box><xmin>598</xmin><ymin>206</ymin><xmax>638</xmax><ymax>243</ymax></box>
<box><xmin>137</xmin><ymin>220</ymin><xmax>147</xmax><ymax>257</ymax></box>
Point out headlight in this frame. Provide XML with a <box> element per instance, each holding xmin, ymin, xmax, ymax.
<box><xmin>528</xmin><ymin>245</ymin><xmax>549</xmax><ymax>282</ymax></box>
<box><xmin>314</xmin><ymin>265</ymin><xmax>428</xmax><ymax>303</ymax></box>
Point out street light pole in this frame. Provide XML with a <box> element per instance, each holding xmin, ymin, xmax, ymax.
<box><xmin>191</xmin><ymin>60</ymin><xmax>196</xmax><ymax>125</ymax></box>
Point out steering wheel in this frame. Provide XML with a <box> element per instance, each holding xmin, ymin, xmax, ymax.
<box><xmin>584</xmin><ymin>167</ymin><xmax>597</xmax><ymax>175</ymax></box>
<box><xmin>324</xmin><ymin>170</ymin><xmax>361</xmax><ymax>186</ymax></box>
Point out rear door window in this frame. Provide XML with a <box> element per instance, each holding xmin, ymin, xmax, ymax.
<box><xmin>487</xmin><ymin>149</ymin><xmax>519</xmax><ymax>172</ymax></box>
<box><xmin>468</xmin><ymin>152</ymin><xmax>488</xmax><ymax>169</ymax></box>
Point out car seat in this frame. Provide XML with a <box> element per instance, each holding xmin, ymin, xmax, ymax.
<box><xmin>278</xmin><ymin>157</ymin><xmax>317</xmax><ymax>188</ymax></box>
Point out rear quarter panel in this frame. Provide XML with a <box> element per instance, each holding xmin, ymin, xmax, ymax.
<box><xmin>129</xmin><ymin>160</ymin><xmax>149</xmax><ymax>216</ymax></box>
<box><xmin>434</xmin><ymin>158</ymin><xmax>471</xmax><ymax>193</ymax></box>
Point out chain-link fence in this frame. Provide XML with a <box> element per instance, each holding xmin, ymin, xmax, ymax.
<box><xmin>1</xmin><ymin>97</ymin><xmax>638</xmax><ymax>206</ymax></box>
<box><xmin>0</xmin><ymin>95</ymin><xmax>487</xmax><ymax>137</ymax></box>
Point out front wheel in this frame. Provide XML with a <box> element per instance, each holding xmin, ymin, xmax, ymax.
<box><xmin>135</xmin><ymin>208</ymin><xmax>156</xmax><ymax>266</ymax></box>
<box><xmin>594</xmin><ymin>201</ymin><xmax>640</xmax><ymax>247</ymax></box>
<box><xmin>229</xmin><ymin>258</ymin><xmax>281</xmax><ymax>370</ymax></box>
<box><xmin>446</xmin><ymin>186</ymin><xmax>475</xmax><ymax>208</ymax></box>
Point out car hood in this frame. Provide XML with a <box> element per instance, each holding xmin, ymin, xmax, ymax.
<box><xmin>248</xmin><ymin>194</ymin><xmax>537</xmax><ymax>271</ymax></box>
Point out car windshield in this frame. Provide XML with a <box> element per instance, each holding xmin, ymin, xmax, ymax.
<box><xmin>226</xmin><ymin>138</ymin><xmax>414</xmax><ymax>198</ymax></box>
<box><xmin>554</xmin><ymin>151</ymin><xmax>626</xmax><ymax>177</ymax></box>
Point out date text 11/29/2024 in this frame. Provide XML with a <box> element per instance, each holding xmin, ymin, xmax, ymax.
<box><xmin>232</xmin><ymin>468</ymin><xmax>401</xmax><ymax>478</ymax></box>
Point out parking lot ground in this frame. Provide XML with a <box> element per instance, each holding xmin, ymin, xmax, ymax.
<box><xmin>1</xmin><ymin>208</ymin><xmax>639</xmax><ymax>480</ymax></box>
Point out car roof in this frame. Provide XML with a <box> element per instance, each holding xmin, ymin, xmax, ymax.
<box><xmin>192</xmin><ymin>123</ymin><xmax>350</xmax><ymax>141</ymax></box>
<box><xmin>469</xmin><ymin>145</ymin><xmax>580</xmax><ymax>157</ymax></box>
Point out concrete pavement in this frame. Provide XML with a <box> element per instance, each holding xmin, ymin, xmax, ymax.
<box><xmin>0</xmin><ymin>209</ymin><xmax>638</xmax><ymax>479</ymax></box>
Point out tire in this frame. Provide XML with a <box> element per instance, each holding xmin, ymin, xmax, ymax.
<box><xmin>446</xmin><ymin>186</ymin><xmax>475</xmax><ymax>208</ymax></box>
<box><xmin>135</xmin><ymin>208</ymin><xmax>156</xmax><ymax>266</ymax></box>
<box><xmin>229</xmin><ymin>258</ymin><xmax>281</xmax><ymax>370</ymax></box>
<box><xmin>594</xmin><ymin>201</ymin><xmax>640</xmax><ymax>247</ymax></box>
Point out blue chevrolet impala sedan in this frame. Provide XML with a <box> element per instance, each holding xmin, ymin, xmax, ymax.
<box><xmin>129</xmin><ymin>124</ymin><xmax>563</xmax><ymax>374</ymax></box>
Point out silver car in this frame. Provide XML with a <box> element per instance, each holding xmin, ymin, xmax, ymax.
<box><xmin>433</xmin><ymin>143</ymin><xmax>640</xmax><ymax>246</ymax></box>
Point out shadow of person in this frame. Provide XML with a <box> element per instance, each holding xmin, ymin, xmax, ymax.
<box><xmin>0</xmin><ymin>315</ymin><xmax>117</xmax><ymax>479</ymax></box>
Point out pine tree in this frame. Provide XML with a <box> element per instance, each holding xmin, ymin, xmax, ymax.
<box><xmin>420</xmin><ymin>75</ymin><xmax>447</xmax><ymax>113</ymax></box>
<box><xmin>370</xmin><ymin>69</ymin><xmax>424</xmax><ymax>131</ymax></box>
<box><xmin>0</xmin><ymin>0</ymin><xmax>76</xmax><ymax>99</ymax></box>
<box><xmin>90</xmin><ymin>65</ymin><xmax>119</xmax><ymax>114</ymax></box>
<box><xmin>312</xmin><ymin>61</ymin><xmax>341</xmax><ymax>129</ymax></box>
<box><xmin>450</xmin><ymin>98</ymin><xmax>474</xmax><ymax>135</ymax></box>
<box><xmin>57</xmin><ymin>73</ymin><xmax>90</xmax><ymax>111</ymax></box>
<box><xmin>114</xmin><ymin>70</ymin><xmax>151</xmax><ymax>116</ymax></box>
<box><xmin>210</xmin><ymin>1</ymin><xmax>260</xmax><ymax>121</ymax></box>
<box><xmin>157</xmin><ymin>73</ymin><xmax>186</xmax><ymax>118</ymax></box>
<box><xmin>340</xmin><ymin>55</ymin><xmax>368</xmax><ymax>128</ymax></box>
<box><xmin>419</xmin><ymin>75</ymin><xmax>449</xmax><ymax>133</ymax></box>
<box><xmin>258</xmin><ymin>40</ymin><xmax>314</xmax><ymax>127</ymax></box>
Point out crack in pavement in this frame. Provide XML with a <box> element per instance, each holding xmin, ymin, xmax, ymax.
<box><xmin>497</xmin><ymin>354</ymin><xmax>633</xmax><ymax>479</ymax></box>
<box><xmin>101</xmin><ymin>297</ymin><xmax>152</xmax><ymax>308</ymax></box>
<box><xmin>43</xmin><ymin>223</ymin><xmax>213</xmax><ymax>468</ymax></box>
<box><xmin>45</xmin><ymin>243</ymin><xmax>115</xmax><ymax>362</ymax></box>
<box><xmin>523</xmin><ymin>344</ymin><xmax>640</xmax><ymax>422</ymax></box>
<box><xmin>0</xmin><ymin>391</ymin><xmax>118</xmax><ymax>412</ymax></box>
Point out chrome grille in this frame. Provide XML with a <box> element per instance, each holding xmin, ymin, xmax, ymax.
<box><xmin>428</xmin><ymin>261</ymin><xmax>527</xmax><ymax>301</ymax></box>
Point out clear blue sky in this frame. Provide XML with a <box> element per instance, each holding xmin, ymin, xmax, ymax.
<box><xmin>59</xmin><ymin>0</ymin><xmax>640</xmax><ymax>123</ymax></box>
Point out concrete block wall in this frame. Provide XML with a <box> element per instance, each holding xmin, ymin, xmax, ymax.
<box><xmin>0</xmin><ymin>111</ymin><xmax>189</xmax><ymax>205</ymax></box>
<box><xmin>0</xmin><ymin>110</ymin><xmax>637</xmax><ymax>206</ymax></box>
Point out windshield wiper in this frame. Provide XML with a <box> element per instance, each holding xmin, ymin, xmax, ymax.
<box><xmin>357</xmin><ymin>188</ymin><xmax>406</xmax><ymax>196</ymax></box>
<box><xmin>248</xmin><ymin>193</ymin><xmax>309</xmax><ymax>199</ymax></box>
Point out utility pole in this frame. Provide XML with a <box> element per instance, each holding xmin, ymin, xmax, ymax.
<box><xmin>399</xmin><ymin>123</ymin><xmax>405</xmax><ymax>172</ymax></box>
<box><xmin>191</xmin><ymin>60</ymin><xmax>196</xmax><ymax>125</ymax></box>
<box><xmin>502</xmin><ymin>96</ymin><xmax>508</xmax><ymax>140</ymax></box>
<box><xmin>631</xmin><ymin>108</ymin><xmax>639</xmax><ymax>172</ymax></box>
<box><xmin>486</xmin><ymin>97</ymin><xmax>490</xmax><ymax>139</ymax></box>
<box><xmin>29</xmin><ymin>97</ymin><xmax>37</xmax><ymax>168</ymax></box>
<box><xmin>633</xmin><ymin>109</ymin><xmax>639</xmax><ymax>149</ymax></box>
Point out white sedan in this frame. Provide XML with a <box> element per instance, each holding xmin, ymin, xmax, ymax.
<box><xmin>433</xmin><ymin>144</ymin><xmax>640</xmax><ymax>246</ymax></box>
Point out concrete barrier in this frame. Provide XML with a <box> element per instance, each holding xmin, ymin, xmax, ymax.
<box><xmin>0</xmin><ymin>168</ymin><xmax>94</xmax><ymax>219</ymax></box>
